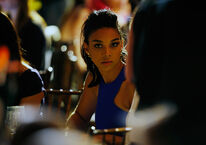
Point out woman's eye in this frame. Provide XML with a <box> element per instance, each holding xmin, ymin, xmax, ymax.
<box><xmin>94</xmin><ymin>44</ymin><xmax>103</xmax><ymax>48</ymax></box>
<box><xmin>111</xmin><ymin>42</ymin><xmax>120</xmax><ymax>47</ymax></box>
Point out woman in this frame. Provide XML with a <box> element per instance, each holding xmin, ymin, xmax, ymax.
<box><xmin>67</xmin><ymin>9</ymin><xmax>137</xmax><ymax>131</ymax></box>
<box><xmin>0</xmin><ymin>12</ymin><xmax>44</xmax><ymax>107</ymax></box>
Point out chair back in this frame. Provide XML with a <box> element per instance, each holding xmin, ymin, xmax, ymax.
<box><xmin>39</xmin><ymin>67</ymin><xmax>53</xmax><ymax>89</ymax></box>
<box><xmin>44</xmin><ymin>89</ymin><xmax>82</xmax><ymax>119</ymax></box>
<box><xmin>91</xmin><ymin>126</ymin><xmax>132</xmax><ymax>145</ymax></box>
<box><xmin>50</xmin><ymin>41</ymin><xmax>76</xmax><ymax>90</ymax></box>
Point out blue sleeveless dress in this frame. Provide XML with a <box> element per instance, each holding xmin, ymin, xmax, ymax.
<box><xmin>95</xmin><ymin>67</ymin><xmax>128</xmax><ymax>129</ymax></box>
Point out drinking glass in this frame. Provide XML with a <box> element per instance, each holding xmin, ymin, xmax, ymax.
<box><xmin>5</xmin><ymin>106</ymin><xmax>25</xmax><ymax>135</ymax></box>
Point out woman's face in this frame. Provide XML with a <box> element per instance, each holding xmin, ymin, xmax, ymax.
<box><xmin>84</xmin><ymin>27</ymin><xmax>123</xmax><ymax>72</ymax></box>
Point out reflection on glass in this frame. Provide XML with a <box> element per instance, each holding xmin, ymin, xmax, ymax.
<box><xmin>5</xmin><ymin>106</ymin><xmax>25</xmax><ymax>135</ymax></box>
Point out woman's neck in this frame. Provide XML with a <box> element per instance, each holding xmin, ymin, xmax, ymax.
<box><xmin>101</xmin><ymin>62</ymin><xmax>124</xmax><ymax>84</ymax></box>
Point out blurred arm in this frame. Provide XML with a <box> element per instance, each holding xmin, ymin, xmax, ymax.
<box><xmin>20</xmin><ymin>91</ymin><xmax>44</xmax><ymax>108</ymax></box>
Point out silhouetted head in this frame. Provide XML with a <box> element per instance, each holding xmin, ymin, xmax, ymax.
<box><xmin>0</xmin><ymin>12</ymin><xmax>21</xmax><ymax>61</ymax></box>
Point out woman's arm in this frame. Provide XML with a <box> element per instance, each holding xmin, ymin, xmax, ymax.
<box><xmin>20</xmin><ymin>91</ymin><xmax>44</xmax><ymax>108</ymax></box>
<box><xmin>66</xmin><ymin>72</ymin><xmax>98</xmax><ymax>131</ymax></box>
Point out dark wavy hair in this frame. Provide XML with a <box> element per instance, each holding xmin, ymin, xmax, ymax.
<box><xmin>81</xmin><ymin>9</ymin><xmax>127</xmax><ymax>87</ymax></box>
<box><xmin>0</xmin><ymin>12</ymin><xmax>21</xmax><ymax>61</ymax></box>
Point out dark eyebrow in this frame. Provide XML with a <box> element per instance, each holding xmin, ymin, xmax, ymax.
<box><xmin>91</xmin><ymin>38</ymin><xmax>120</xmax><ymax>43</ymax></box>
<box><xmin>92</xmin><ymin>40</ymin><xmax>102</xmax><ymax>42</ymax></box>
<box><xmin>111</xmin><ymin>38</ymin><xmax>120</xmax><ymax>42</ymax></box>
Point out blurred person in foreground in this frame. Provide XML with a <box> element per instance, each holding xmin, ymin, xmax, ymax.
<box><xmin>0</xmin><ymin>0</ymin><xmax>46</xmax><ymax>70</ymax></box>
<box><xmin>0</xmin><ymin>12</ymin><xmax>45</xmax><ymax>108</ymax></box>
<box><xmin>10</xmin><ymin>105</ymin><xmax>95</xmax><ymax>145</ymax></box>
<box><xmin>126</xmin><ymin>0</ymin><xmax>206</xmax><ymax>144</ymax></box>
<box><xmin>66</xmin><ymin>9</ymin><xmax>138</xmax><ymax>144</ymax></box>
<box><xmin>11</xmin><ymin>121</ymin><xmax>94</xmax><ymax>145</ymax></box>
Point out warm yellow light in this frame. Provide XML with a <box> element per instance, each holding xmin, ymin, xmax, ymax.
<box><xmin>28</xmin><ymin>0</ymin><xmax>42</xmax><ymax>11</ymax></box>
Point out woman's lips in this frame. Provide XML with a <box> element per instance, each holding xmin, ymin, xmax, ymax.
<box><xmin>101</xmin><ymin>61</ymin><xmax>112</xmax><ymax>65</ymax></box>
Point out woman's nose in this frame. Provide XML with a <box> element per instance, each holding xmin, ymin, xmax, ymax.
<box><xmin>103</xmin><ymin>47</ymin><xmax>111</xmax><ymax>56</ymax></box>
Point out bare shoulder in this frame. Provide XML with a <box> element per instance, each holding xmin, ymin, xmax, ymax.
<box><xmin>120</xmin><ymin>80</ymin><xmax>136</xmax><ymax>98</ymax></box>
<box><xmin>122</xmin><ymin>80</ymin><xmax>136</xmax><ymax>90</ymax></box>
<box><xmin>122</xmin><ymin>80</ymin><xmax>136</xmax><ymax>105</ymax></box>
<box><xmin>115</xmin><ymin>80</ymin><xmax>136</xmax><ymax>111</ymax></box>
<box><xmin>83</xmin><ymin>72</ymin><xmax>98</xmax><ymax>95</ymax></box>
<box><xmin>83</xmin><ymin>72</ymin><xmax>93</xmax><ymax>87</ymax></box>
